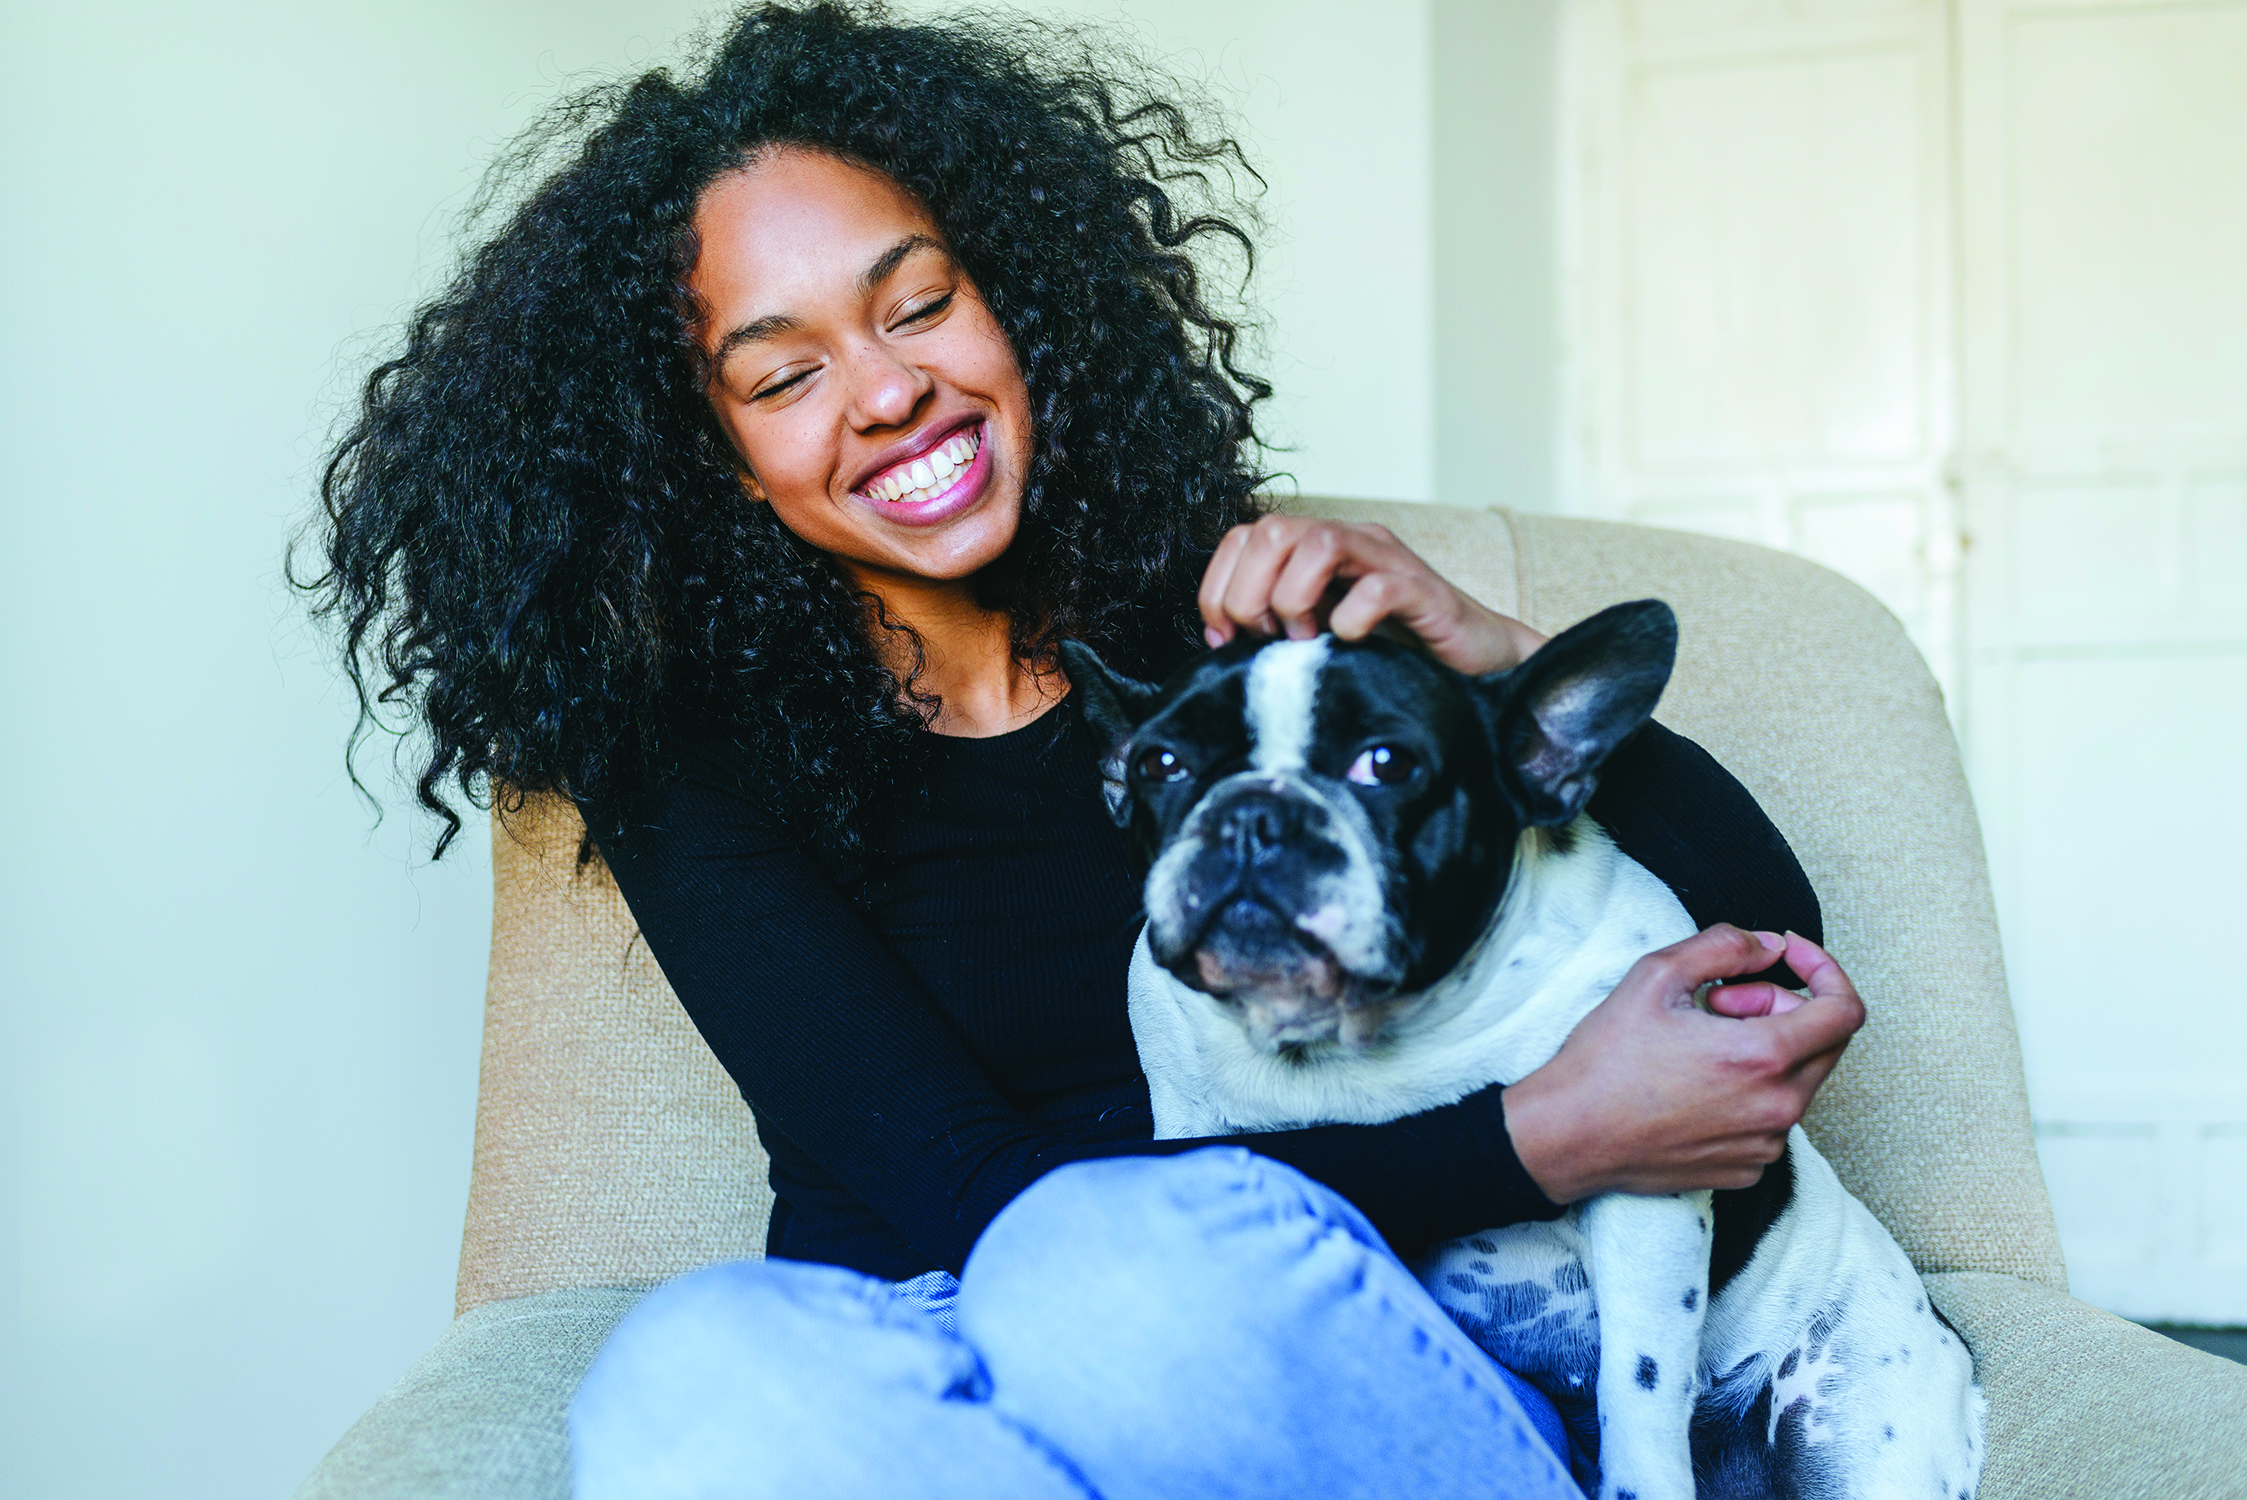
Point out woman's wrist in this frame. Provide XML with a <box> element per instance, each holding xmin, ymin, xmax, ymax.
<box><xmin>1448</xmin><ymin>599</ymin><xmax>1548</xmax><ymax>676</ymax></box>
<box><xmin>1498</xmin><ymin>1071</ymin><xmax>1595</xmax><ymax>1207</ymax></box>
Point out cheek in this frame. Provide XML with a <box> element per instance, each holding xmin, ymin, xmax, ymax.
<box><xmin>1406</xmin><ymin>787</ymin><xmax>1488</xmax><ymax>884</ymax></box>
<box><xmin>722</xmin><ymin>404</ymin><xmax>818</xmax><ymax>489</ymax></box>
<box><xmin>948</xmin><ymin>303</ymin><xmax>1033</xmax><ymax>441</ymax></box>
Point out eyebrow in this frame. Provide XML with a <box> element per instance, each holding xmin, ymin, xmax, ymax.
<box><xmin>710</xmin><ymin>233</ymin><xmax>948</xmax><ymax>370</ymax></box>
<box><xmin>858</xmin><ymin>232</ymin><xmax>943</xmax><ymax>295</ymax></box>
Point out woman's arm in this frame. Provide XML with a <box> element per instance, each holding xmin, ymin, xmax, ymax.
<box><xmin>1505</xmin><ymin>928</ymin><xmax>1861</xmax><ymax>1204</ymax></box>
<box><xmin>1198</xmin><ymin>513</ymin><xmax>1823</xmax><ymax>969</ymax></box>
<box><xmin>1588</xmin><ymin>720</ymin><xmax>1820</xmax><ymax>984</ymax></box>
<box><xmin>1198</xmin><ymin>513</ymin><xmax>1856</xmax><ymax>1199</ymax></box>
<box><xmin>585</xmin><ymin>737</ymin><xmax>1567</xmax><ymax>1275</ymax></box>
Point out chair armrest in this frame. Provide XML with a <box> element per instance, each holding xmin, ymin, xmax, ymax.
<box><xmin>293</xmin><ymin>1286</ymin><xmax>647</xmax><ymax>1500</ymax></box>
<box><xmin>1927</xmin><ymin>1271</ymin><xmax>2247</xmax><ymax>1500</ymax></box>
<box><xmin>300</xmin><ymin>1271</ymin><xmax>2245</xmax><ymax>1497</ymax></box>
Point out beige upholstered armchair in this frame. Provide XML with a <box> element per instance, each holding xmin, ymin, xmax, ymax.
<box><xmin>296</xmin><ymin>502</ymin><xmax>2247</xmax><ymax>1500</ymax></box>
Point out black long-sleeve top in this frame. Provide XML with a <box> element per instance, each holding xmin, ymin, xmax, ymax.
<box><xmin>584</xmin><ymin>695</ymin><xmax>1818</xmax><ymax>1281</ymax></box>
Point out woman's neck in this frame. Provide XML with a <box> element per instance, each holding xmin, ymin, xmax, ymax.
<box><xmin>852</xmin><ymin>566</ymin><xmax>1063</xmax><ymax>738</ymax></box>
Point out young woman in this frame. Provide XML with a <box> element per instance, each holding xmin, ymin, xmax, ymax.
<box><xmin>308</xmin><ymin>6</ymin><xmax>1862</xmax><ymax>1496</ymax></box>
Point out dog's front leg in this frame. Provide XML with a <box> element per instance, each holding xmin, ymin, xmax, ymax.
<box><xmin>1578</xmin><ymin>1190</ymin><xmax>1712</xmax><ymax>1500</ymax></box>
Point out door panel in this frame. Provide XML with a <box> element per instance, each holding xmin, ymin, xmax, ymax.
<box><xmin>1629</xmin><ymin>48</ymin><xmax>1929</xmax><ymax>468</ymax></box>
<box><xmin>1566</xmin><ymin>0</ymin><xmax>2247</xmax><ymax>1319</ymax></box>
<box><xmin>1960</xmin><ymin>0</ymin><xmax>2247</xmax><ymax>1321</ymax></box>
<box><xmin>1563</xmin><ymin>0</ymin><xmax>1961</xmax><ymax>693</ymax></box>
<box><xmin>2009</xmin><ymin>6</ymin><xmax>2247</xmax><ymax>445</ymax></box>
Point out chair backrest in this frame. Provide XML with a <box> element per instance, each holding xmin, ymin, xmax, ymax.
<box><xmin>455</xmin><ymin>501</ymin><xmax>2066</xmax><ymax>1315</ymax></box>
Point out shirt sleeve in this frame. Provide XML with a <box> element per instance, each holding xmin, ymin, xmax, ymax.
<box><xmin>584</xmin><ymin>715</ymin><xmax>1820</xmax><ymax>1275</ymax></box>
<box><xmin>1586</xmin><ymin>720</ymin><xmax>1822</xmax><ymax>986</ymax></box>
<box><xmin>584</xmin><ymin>732</ymin><xmax>1560</xmax><ymax>1275</ymax></box>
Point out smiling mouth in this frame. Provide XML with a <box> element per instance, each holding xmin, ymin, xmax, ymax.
<box><xmin>855</xmin><ymin>421</ymin><xmax>984</xmax><ymax>506</ymax></box>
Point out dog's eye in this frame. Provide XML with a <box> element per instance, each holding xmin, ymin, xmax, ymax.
<box><xmin>1134</xmin><ymin>746</ymin><xmax>1191</xmax><ymax>784</ymax></box>
<box><xmin>1346</xmin><ymin>745</ymin><xmax>1418</xmax><ymax>787</ymax></box>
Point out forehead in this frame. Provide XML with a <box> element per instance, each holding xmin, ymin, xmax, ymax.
<box><xmin>689</xmin><ymin>150</ymin><xmax>939</xmax><ymax>320</ymax></box>
<box><xmin>1149</xmin><ymin>638</ymin><xmax>1465</xmax><ymax>752</ymax></box>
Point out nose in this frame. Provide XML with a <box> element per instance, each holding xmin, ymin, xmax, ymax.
<box><xmin>843</xmin><ymin>336</ymin><xmax>934</xmax><ymax>431</ymax></box>
<box><xmin>1216</xmin><ymin>791</ymin><xmax>1302</xmax><ymax>859</ymax></box>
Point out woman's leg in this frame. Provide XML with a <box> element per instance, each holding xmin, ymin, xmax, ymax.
<box><xmin>570</xmin><ymin>1258</ymin><xmax>1097</xmax><ymax>1500</ymax></box>
<box><xmin>960</xmin><ymin>1147</ymin><xmax>1582</xmax><ymax>1500</ymax></box>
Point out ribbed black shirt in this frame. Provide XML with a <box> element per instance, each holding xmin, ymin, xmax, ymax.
<box><xmin>586</xmin><ymin>695</ymin><xmax>1818</xmax><ymax>1280</ymax></box>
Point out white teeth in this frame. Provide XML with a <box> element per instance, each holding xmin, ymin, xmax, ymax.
<box><xmin>864</xmin><ymin>425</ymin><xmax>984</xmax><ymax>502</ymax></box>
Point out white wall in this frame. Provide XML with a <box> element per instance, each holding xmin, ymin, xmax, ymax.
<box><xmin>1431</xmin><ymin>0</ymin><xmax>1562</xmax><ymax>512</ymax></box>
<box><xmin>0</xmin><ymin>7</ymin><xmax>714</xmax><ymax>1498</ymax></box>
<box><xmin>1555</xmin><ymin>0</ymin><xmax>2247</xmax><ymax>1322</ymax></box>
<box><xmin>1017</xmin><ymin>0</ymin><xmax>1442</xmax><ymax>502</ymax></box>
<box><xmin>1009</xmin><ymin>0</ymin><xmax>1565</xmax><ymax>506</ymax></box>
<box><xmin>0</xmin><ymin>4</ymin><xmax>1495</xmax><ymax>1497</ymax></box>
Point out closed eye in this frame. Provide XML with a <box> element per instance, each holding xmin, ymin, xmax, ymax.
<box><xmin>752</xmin><ymin>365</ymin><xmax>817</xmax><ymax>401</ymax></box>
<box><xmin>894</xmin><ymin>290</ymin><xmax>954</xmax><ymax>328</ymax></box>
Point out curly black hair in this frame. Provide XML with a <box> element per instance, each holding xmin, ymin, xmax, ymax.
<box><xmin>300</xmin><ymin>0</ymin><xmax>1272</xmax><ymax>867</ymax></box>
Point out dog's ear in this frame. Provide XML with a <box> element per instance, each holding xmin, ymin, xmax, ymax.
<box><xmin>1059</xmin><ymin>640</ymin><xmax>1164</xmax><ymax>826</ymax></box>
<box><xmin>1473</xmin><ymin>600</ymin><xmax>1677</xmax><ymax>827</ymax></box>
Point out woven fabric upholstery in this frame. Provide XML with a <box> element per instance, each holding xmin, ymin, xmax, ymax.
<box><xmin>300</xmin><ymin>1279</ymin><xmax>2247</xmax><ymax>1500</ymax></box>
<box><xmin>294</xmin><ymin>1286</ymin><xmax>640</xmax><ymax>1500</ymax></box>
<box><xmin>1925</xmin><ymin>1271</ymin><xmax>2247</xmax><ymax>1498</ymax></box>
<box><xmin>312</xmin><ymin>501</ymin><xmax>2234</xmax><ymax>1500</ymax></box>
<box><xmin>456</xmin><ymin>805</ymin><xmax>772</xmax><ymax>1313</ymax></box>
<box><xmin>459</xmin><ymin>500</ymin><xmax>2063</xmax><ymax>1306</ymax></box>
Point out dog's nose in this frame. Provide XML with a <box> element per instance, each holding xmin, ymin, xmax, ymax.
<box><xmin>1216</xmin><ymin>792</ymin><xmax>1300</xmax><ymax>857</ymax></box>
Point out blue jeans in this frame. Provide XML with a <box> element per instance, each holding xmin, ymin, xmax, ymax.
<box><xmin>571</xmin><ymin>1147</ymin><xmax>1579</xmax><ymax>1500</ymax></box>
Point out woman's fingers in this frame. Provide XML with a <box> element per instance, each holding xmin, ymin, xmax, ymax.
<box><xmin>1763</xmin><ymin>933</ymin><xmax>1866</xmax><ymax>1062</ymax></box>
<box><xmin>1196</xmin><ymin>516</ymin><xmax>1530</xmax><ymax>671</ymax></box>
<box><xmin>1213</xmin><ymin>519</ymin><xmax>1299</xmax><ymax>640</ymax></box>
<box><xmin>1197</xmin><ymin>524</ymin><xmax>1256</xmax><ymax>646</ymax></box>
<box><xmin>1213</xmin><ymin>517</ymin><xmax>1391</xmax><ymax>643</ymax></box>
<box><xmin>1266</xmin><ymin>524</ymin><xmax>1352</xmax><ymax>639</ymax></box>
<box><xmin>1633</xmin><ymin>924</ymin><xmax>1789</xmax><ymax>1004</ymax></box>
<box><xmin>1506</xmin><ymin>926</ymin><xmax>1865</xmax><ymax>1203</ymax></box>
<box><xmin>1704</xmin><ymin>981</ymin><xmax>1806</xmax><ymax>1018</ymax></box>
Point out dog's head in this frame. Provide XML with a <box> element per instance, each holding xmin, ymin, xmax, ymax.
<box><xmin>1062</xmin><ymin>600</ymin><xmax>1676</xmax><ymax>1051</ymax></box>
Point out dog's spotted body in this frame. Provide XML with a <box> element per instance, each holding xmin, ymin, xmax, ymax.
<box><xmin>1063</xmin><ymin>608</ymin><xmax>1983</xmax><ymax>1500</ymax></box>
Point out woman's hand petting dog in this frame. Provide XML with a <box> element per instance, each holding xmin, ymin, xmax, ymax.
<box><xmin>1502</xmin><ymin>926</ymin><xmax>1865</xmax><ymax>1205</ymax></box>
<box><xmin>1199</xmin><ymin>514</ymin><xmax>1548</xmax><ymax>675</ymax></box>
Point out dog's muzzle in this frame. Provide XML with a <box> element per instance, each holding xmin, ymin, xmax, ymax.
<box><xmin>1146</xmin><ymin>779</ymin><xmax>1405</xmax><ymax>1051</ymax></box>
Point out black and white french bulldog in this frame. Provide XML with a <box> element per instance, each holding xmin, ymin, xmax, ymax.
<box><xmin>1061</xmin><ymin>603</ymin><xmax>1983</xmax><ymax>1500</ymax></box>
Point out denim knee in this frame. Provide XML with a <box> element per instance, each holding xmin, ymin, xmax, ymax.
<box><xmin>956</xmin><ymin>1148</ymin><xmax>1580</xmax><ymax>1500</ymax></box>
<box><xmin>577</xmin><ymin>1258</ymin><xmax>981</xmax><ymax>1415</ymax></box>
<box><xmin>958</xmin><ymin>1147</ymin><xmax>1396</xmax><ymax>1378</ymax></box>
<box><xmin>572</xmin><ymin>1259</ymin><xmax>1096</xmax><ymax>1500</ymax></box>
<box><xmin>970</xmin><ymin>1147</ymin><xmax>1382</xmax><ymax>1276</ymax></box>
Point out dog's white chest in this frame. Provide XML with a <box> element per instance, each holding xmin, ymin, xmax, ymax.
<box><xmin>1131</xmin><ymin>822</ymin><xmax>1691</xmax><ymax>1137</ymax></box>
<box><xmin>1126</xmin><ymin>820</ymin><xmax>1986</xmax><ymax>1500</ymax></box>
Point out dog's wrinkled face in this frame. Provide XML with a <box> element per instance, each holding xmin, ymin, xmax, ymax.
<box><xmin>1129</xmin><ymin>634</ymin><xmax>1507</xmax><ymax>1049</ymax></box>
<box><xmin>1062</xmin><ymin>601</ymin><xmax>1678</xmax><ymax>1053</ymax></box>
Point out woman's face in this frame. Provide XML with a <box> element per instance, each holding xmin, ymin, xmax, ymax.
<box><xmin>688</xmin><ymin>149</ymin><xmax>1033</xmax><ymax>588</ymax></box>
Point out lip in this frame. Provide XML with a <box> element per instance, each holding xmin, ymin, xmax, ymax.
<box><xmin>849</xmin><ymin>417</ymin><xmax>994</xmax><ymax>530</ymax></box>
<box><xmin>847</xmin><ymin>415</ymin><xmax>985</xmax><ymax>497</ymax></box>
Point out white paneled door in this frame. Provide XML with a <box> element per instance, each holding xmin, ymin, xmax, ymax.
<box><xmin>1955</xmin><ymin>0</ymin><xmax>2247</xmax><ymax>1322</ymax></box>
<box><xmin>1564</xmin><ymin>0</ymin><xmax>2247</xmax><ymax>1321</ymax></box>
<box><xmin>1561</xmin><ymin>0</ymin><xmax>1962</xmax><ymax>692</ymax></box>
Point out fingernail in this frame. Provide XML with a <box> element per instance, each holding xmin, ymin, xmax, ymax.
<box><xmin>1204</xmin><ymin>626</ymin><xmax>1226</xmax><ymax>648</ymax></box>
<box><xmin>1754</xmin><ymin>930</ymin><xmax>1784</xmax><ymax>951</ymax></box>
